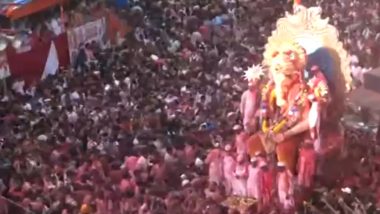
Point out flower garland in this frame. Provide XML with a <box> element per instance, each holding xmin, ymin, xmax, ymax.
<box><xmin>260</xmin><ymin>83</ymin><xmax>309</xmax><ymax>135</ymax></box>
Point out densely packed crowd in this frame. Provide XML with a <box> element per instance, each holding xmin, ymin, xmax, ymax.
<box><xmin>323</xmin><ymin>0</ymin><xmax>380</xmax><ymax>85</ymax></box>
<box><xmin>0</xmin><ymin>0</ymin><xmax>379</xmax><ymax>213</ymax></box>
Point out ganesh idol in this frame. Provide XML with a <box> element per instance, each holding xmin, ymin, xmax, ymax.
<box><xmin>247</xmin><ymin>42</ymin><xmax>315</xmax><ymax>173</ymax></box>
<box><xmin>244</xmin><ymin>43</ymin><xmax>316</xmax><ymax>211</ymax></box>
<box><xmin>243</xmin><ymin>43</ymin><xmax>336</xmax><ymax>211</ymax></box>
<box><xmin>236</xmin><ymin>4</ymin><xmax>352</xmax><ymax>211</ymax></box>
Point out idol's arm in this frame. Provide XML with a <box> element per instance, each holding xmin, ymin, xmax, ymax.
<box><xmin>283</xmin><ymin>119</ymin><xmax>309</xmax><ymax>139</ymax></box>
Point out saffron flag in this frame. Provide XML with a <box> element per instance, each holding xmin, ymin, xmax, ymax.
<box><xmin>294</xmin><ymin>0</ymin><xmax>301</xmax><ymax>5</ymax></box>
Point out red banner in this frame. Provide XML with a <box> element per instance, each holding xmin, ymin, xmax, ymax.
<box><xmin>55</xmin><ymin>33</ymin><xmax>70</xmax><ymax>67</ymax></box>
<box><xmin>7</xmin><ymin>0</ymin><xmax>68</xmax><ymax>20</ymax></box>
<box><xmin>6</xmin><ymin>33</ymin><xmax>70</xmax><ymax>84</ymax></box>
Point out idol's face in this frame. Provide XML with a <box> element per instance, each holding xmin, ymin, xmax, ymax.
<box><xmin>269</xmin><ymin>53</ymin><xmax>300</xmax><ymax>106</ymax></box>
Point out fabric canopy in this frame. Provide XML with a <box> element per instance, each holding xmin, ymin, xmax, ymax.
<box><xmin>13</xmin><ymin>0</ymin><xmax>31</xmax><ymax>4</ymax></box>
<box><xmin>7</xmin><ymin>0</ymin><xmax>66</xmax><ymax>20</ymax></box>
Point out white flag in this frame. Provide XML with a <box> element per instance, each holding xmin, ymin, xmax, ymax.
<box><xmin>41</xmin><ymin>42</ymin><xmax>59</xmax><ymax>80</ymax></box>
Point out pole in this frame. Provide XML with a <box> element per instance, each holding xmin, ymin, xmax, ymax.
<box><xmin>0</xmin><ymin>51</ymin><xmax>8</xmax><ymax>98</ymax></box>
<box><xmin>2</xmin><ymin>78</ymin><xmax>6</xmax><ymax>98</ymax></box>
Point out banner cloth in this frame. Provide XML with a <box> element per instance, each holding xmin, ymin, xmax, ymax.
<box><xmin>67</xmin><ymin>18</ymin><xmax>107</xmax><ymax>64</ymax></box>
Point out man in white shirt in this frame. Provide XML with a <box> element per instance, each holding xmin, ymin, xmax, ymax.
<box><xmin>49</xmin><ymin>17</ymin><xmax>62</xmax><ymax>36</ymax></box>
<box><xmin>12</xmin><ymin>80</ymin><xmax>25</xmax><ymax>95</ymax></box>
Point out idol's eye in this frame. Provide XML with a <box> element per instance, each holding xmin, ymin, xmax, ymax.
<box><xmin>274</xmin><ymin>65</ymin><xmax>281</xmax><ymax>73</ymax></box>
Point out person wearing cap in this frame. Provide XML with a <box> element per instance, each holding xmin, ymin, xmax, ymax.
<box><xmin>256</xmin><ymin>159</ymin><xmax>273</xmax><ymax>209</ymax></box>
<box><xmin>297</xmin><ymin>140</ymin><xmax>316</xmax><ymax>189</ymax></box>
<box><xmin>240</xmin><ymin>64</ymin><xmax>263</xmax><ymax>134</ymax></box>
<box><xmin>232</xmin><ymin>153</ymin><xmax>249</xmax><ymax>196</ymax></box>
<box><xmin>234</xmin><ymin>130</ymin><xmax>249</xmax><ymax>155</ymax></box>
<box><xmin>247</xmin><ymin>157</ymin><xmax>263</xmax><ymax>200</ymax></box>
<box><xmin>254</xmin><ymin>151</ymin><xmax>267</xmax><ymax>165</ymax></box>
<box><xmin>277</xmin><ymin>162</ymin><xmax>295</xmax><ymax>212</ymax></box>
<box><xmin>232</xmin><ymin>124</ymin><xmax>242</xmax><ymax>132</ymax></box>
<box><xmin>307</xmin><ymin>65</ymin><xmax>330</xmax><ymax>144</ymax></box>
<box><xmin>205</xmin><ymin>147</ymin><xmax>223</xmax><ymax>185</ymax></box>
<box><xmin>222</xmin><ymin>144</ymin><xmax>236</xmax><ymax>195</ymax></box>
<box><xmin>181</xmin><ymin>179</ymin><xmax>190</xmax><ymax>187</ymax></box>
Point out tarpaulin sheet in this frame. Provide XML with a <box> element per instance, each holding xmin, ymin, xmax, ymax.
<box><xmin>7</xmin><ymin>0</ymin><xmax>66</xmax><ymax>20</ymax></box>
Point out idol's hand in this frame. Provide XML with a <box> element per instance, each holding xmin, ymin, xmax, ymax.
<box><xmin>244</xmin><ymin>121</ymin><xmax>256</xmax><ymax>134</ymax></box>
<box><xmin>271</xmin><ymin>132</ymin><xmax>285</xmax><ymax>143</ymax></box>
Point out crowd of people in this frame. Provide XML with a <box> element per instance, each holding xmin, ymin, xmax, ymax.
<box><xmin>324</xmin><ymin>0</ymin><xmax>380</xmax><ymax>85</ymax></box>
<box><xmin>0</xmin><ymin>0</ymin><xmax>379</xmax><ymax>213</ymax></box>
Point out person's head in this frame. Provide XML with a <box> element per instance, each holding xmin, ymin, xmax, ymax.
<box><xmin>250</xmin><ymin>157</ymin><xmax>258</xmax><ymax>167</ymax></box>
<box><xmin>232</xmin><ymin>124</ymin><xmax>242</xmax><ymax>133</ymax></box>
<box><xmin>208</xmin><ymin>181</ymin><xmax>218</xmax><ymax>191</ymax></box>
<box><xmin>166</xmin><ymin>146</ymin><xmax>173</xmax><ymax>155</ymax></box>
<box><xmin>276</xmin><ymin>162</ymin><xmax>286</xmax><ymax>172</ymax></box>
<box><xmin>224</xmin><ymin>144</ymin><xmax>232</xmax><ymax>153</ymax></box>
<box><xmin>254</xmin><ymin>151</ymin><xmax>265</xmax><ymax>159</ymax></box>
<box><xmin>122</xmin><ymin>170</ymin><xmax>131</xmax><ymax>179</ymax></box>
<box><xmin>125</xmin><ymin>189</ymin><xmax>135</xmax><ymax>198</ymax></box>
<box><xmin>236</xmin><ymin>153</ymin><xmax>245</xmax><ymax>163</ymax></box>
<box><xmin>260</xmin><ymin>162</ymin><xmax>269</xmax><ymax>171</ymax></box>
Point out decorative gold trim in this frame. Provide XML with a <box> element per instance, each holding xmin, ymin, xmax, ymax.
<box><xmin>263</xmin><ymin>5</ymin><xmax>352</xmax><ymax>93</ymax></box>
<box><xmin>222</xmin><ymin>196</ymin><xmax>257</xmax><ymax>211</ymax></box>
